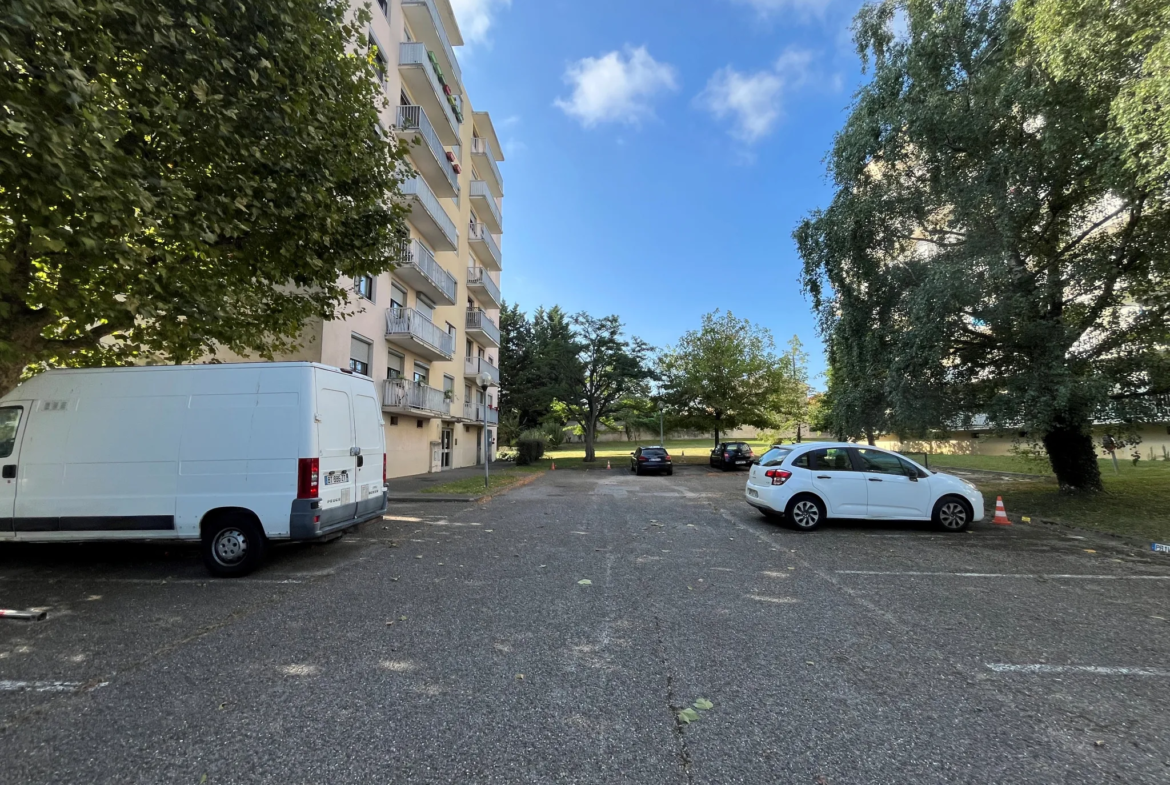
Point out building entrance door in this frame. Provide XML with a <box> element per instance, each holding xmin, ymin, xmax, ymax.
<box><xmin>441</xmin><ymin>428</ymin><xmax>453</xmax><ymax>470</ymax></box>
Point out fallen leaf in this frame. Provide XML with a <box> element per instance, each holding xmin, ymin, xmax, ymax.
<box><xmin>693</xmin><ymin>698</ymin><xmax>714</xmax><ymax>711</ymax></box>
<box><xmin>415</xmin><ymin>555</ymin><xmax>423</xmax><ymax>559</ymax></box>
<box><xmin>1084</xmin><ymin>549</ymin><xmax>1097</xmax><ymax>554</ymax></box>
<box><xmin>515</xmin><ymin>674</ymin><xmax>525</xmax><ymax>681</ymax></box>
<box><xmin>385</xmin><ymin>621</ymin><xmax>395</xmax><ymax>626</ymax></box>
<box><xmin>578</xmin><ymin>579</ymin><xmax>592</xmax><ymax>586</ymax></box>
<box><xmin>806</xmin><ymin>661</ymin><xmax>815</xmax><ymax>665</ymax></box>
<box><xmin>399</xmin><ymin>616</ymin><xmax>407</xmax><ymax>621</ymax></box>
<box><xmin>1095</xmin><ymin>740</ymin><xmax>1105</xmax><ymax>747</ymax></box>
<box><xmin>486</xmin><ymin>529</ymin><xmax>494</xmax><ymax>533</ymax></box>
<box><xmin>677</xmin><ymin>708</ymin><xmax>700</xmax><ymax>724</ymax></box>
<box><xmin>787</xmin><ymin>566</ymin><xmax>795</xmax><ymax>570</ymax></box>
<box><xmin>391</xmin><ymin>577</ymin><xmax>400</xmax><ymax>582</ymax></box>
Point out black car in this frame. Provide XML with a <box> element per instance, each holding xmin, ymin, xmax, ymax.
<box><xmin>710</xmin><ymin>442</ymin><xmax>754</xmax><ymax>471</ymax></box>
<box><xmin>631</xmin><ymin>446</ymin><xmax>673</xmax><ymax>476</ymax></box>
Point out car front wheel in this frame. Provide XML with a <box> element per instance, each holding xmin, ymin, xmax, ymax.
<box><xmin>933</xmin><ymin>496</ymin><xmax>973</xmax><ymax>532</ymax></box>
<box><xmin>785</xmin><ymin>495</ymin><xmax>825</xmax><ymax>531</ymax></box>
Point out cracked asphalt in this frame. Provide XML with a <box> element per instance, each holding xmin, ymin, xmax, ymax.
<box><xmin>1</xmin><ymin>464</ymin><xmax>1169</xmax><ymax>784</ymax></box>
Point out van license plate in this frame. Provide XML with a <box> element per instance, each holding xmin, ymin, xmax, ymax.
<box><xmin>747</xmin><ymin>488</ymin><xmax>759</xmax><ymax>498</ymax></box>
<box><xmin>324</xmin><ymin>470</ymin><xmax>350</xmax><ymax>486</ymax></box>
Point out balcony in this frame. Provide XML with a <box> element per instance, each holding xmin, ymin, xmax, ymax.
<box><xmin>398</xmin><ymin>42</ymin><xmax>459</xmax><ymax>145</ymax></box>
<box><xmin>463</xmin><ymin>401</ymin><xmax>500</xmax><ymax>426</ymax></box>
<box><xmin>466</xmin><ymin>267</ymin><xmax>501</xmax><ymax>308</ymax></box>
<box><xmin>402</xmin><ymin>176</ymin><xmax>457</xmax><ymax>252</ymax></box>
<box><xmin>464</xmin><ymin>356</ymin><xmax>500</xmax><ymax>386</ymax></box>
<box><xmin>396</xmin><ymin>106</ymin><xmax>459</xmax><ymax>198</ymax></box>
<box><xmin>469</xmin><ymin>180</ymin><xmax>503</xmax><ymax>234</ymax></box>
<box><xmin>395</xmin><ymin>240</ymin><xmax>457</xmax><ymax>305</ymax></box>
<box><xmin>468</xmin><ymin>221</ymin><xmax>501</xmax><ymax>271</ymax></box>
<box><xmin>465</xmin><ymin>309</ymin><xmax>500</xmax><ymax>348</ymax></box>
<box><xmin>470</xmin><ymin>138</ymin><xmax>504</xmax><ymax>198</ymax></box>
<box><xmin>382</xmin><ymin>378</ymin><xmax>450</xmax><ymax>419</ymax></box>
<box><xmin>401</xmin><ymin>0</ymin><xmax>461</xmax><ymax>94</ymax></box>
<box><xmin>385</xmin><ymin>307</ymin><xmax>455</xmax><ymax>361</ymax></box>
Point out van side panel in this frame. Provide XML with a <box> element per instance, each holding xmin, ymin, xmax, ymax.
<box><xmin>352</xmin><ymin>387</ymin><xmax>386</xmax><ymax>519</ymax></box>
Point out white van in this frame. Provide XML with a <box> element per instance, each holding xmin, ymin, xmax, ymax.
<box><xmin>0</xmin><ymin>363</ymin><xmax>388</xmax><ymax>576</ymax></box>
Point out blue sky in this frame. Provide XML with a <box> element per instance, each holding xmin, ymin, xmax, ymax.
<box><xmin>451</xmin><ymin>0</ymin><xmax>870</xmax><ymax>385</ymax></box>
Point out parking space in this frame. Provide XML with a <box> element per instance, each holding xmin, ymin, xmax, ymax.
<box><xmin>2</xmin><ymin>468</ymin><xmax>1168</xmax><ymax>783</ymax></box>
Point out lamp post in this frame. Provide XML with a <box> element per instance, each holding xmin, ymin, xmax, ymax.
<box><xmin>658</xmin><ymin>402</ymin><xmax>664</xmax><ymax>446</ymax></box>
<box><xmin>477</xmin><ymin>370</ymin><xmax>493</xmax><ymax>488</ymax></box>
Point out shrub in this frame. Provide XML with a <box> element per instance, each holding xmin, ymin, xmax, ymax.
<box><xmin>515</xmin><ymin>430</ymin><xmax>547</xmax><ymax>466</ymax></box>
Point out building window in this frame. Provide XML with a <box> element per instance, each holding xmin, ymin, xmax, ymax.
<box><xmin>390</xmin><ymin>283</ymin><xmax>407</xmax><ymax>310</ymax></box>
<box><xmin>443</xmin><ymin>375</ymin><xmax>455</xmax><ymax>398</ymax></box>
<box><xmin>389</xmin><ymin>416</ymin><xmax>399</xmax><ymax>426</ymax></box>
<box><xmin>416</xmin><ymin>419</ymin><xmax>424</xmax><ymax>428</ymax></box>
<box><xmin>369</xmin><ymin>37</ymin><xmax>387</xmax><ymax>86</ymax></box>
<box><xmin>416</xmin><ymin>294</ymin><xmax>435</xmax><ymax>323</ymax></box>
<box><xmin>447</xmin><ymin>323</ymin><xmax>457</xmax><ymax>342</ymax></box>
<box><xmin>466</xmin><ymin>339</ymin><xmax>473</xmax><ymax>358</ymax></box>
<box><xmin>350</xmin><ymin>335</ymin><xmax>372</xmax><ymax>376</ymax></box>
<box><xmin>355</xmin><ymin>274</ymin><xmax>375</xmax><ymax>301</ymax></box>
<box><xmin>413</xmin><ymin>362</ymin><xmax>429</xmax><ymax>385</ymax></box>
<box><xmin>387</xmin><ymin>352</ymin><xmax>404</xmax><ymax>379</ymax></box>
<box><xmin>377</xmin><ymin>0</ymin><xmax>387</xmax><ymax>17</ymax></box>
<box><xmin>400</xmin><ymin>90</ymin><xmax>410</xmax><ymax>107</ymax></box>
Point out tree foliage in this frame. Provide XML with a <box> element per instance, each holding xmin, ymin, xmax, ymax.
<box><xmin>659</xmin><ymin>310</ymin><xmax>804</xmax><ymax>445</ymax></box>
<box><xmin>796</xmin><ymin>0</ymin><xmax>1170</xmax><ymax>493</ymax></box>
<box><xmin>499</xmin><ymin>304</ymin><xmax>580</xmax><ymax>431</ymax></box>
<box><xmin>0</xmin><ymin>0</ymin><xmax>410</xmax><ymax>395</ymax></box>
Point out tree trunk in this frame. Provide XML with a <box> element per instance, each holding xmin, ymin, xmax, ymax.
<box><xmin>584</xmin><ymin>419</ymin><xmax>596</xmax><ymax>463</ymax></box>
<box><xmin>864</xmin><ymin>426</ymin><xmax>875</xmax><ymax>446</ymax></box>
<box><xmin>796</xmin><ymin>424</ymin><xmax>802</xmax><ymax>443</ymax></box>
<box><xmin>1043</xmin><ymin>418</ymin><xmax>1103</xmax><ymax>493</ymax></box>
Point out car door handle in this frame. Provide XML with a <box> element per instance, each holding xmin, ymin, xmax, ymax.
<box><xmin>816</xmin><ymin>475</ymin><xmax>831</xmax><ymax>479</ymax></box>
<box><xmin>868</xmin><ymin>478</ymin><xmax>883</xmax><ymax>482</ymax></box>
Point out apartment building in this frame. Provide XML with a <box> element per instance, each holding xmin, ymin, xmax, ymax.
<box><xmin>230</xmin><ymin>0</ymin><xmax>505</xmax><ymax>479</ymax></box>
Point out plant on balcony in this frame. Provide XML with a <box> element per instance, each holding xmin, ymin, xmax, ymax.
<box><xmin>443</xmin><ymin>389</ymin><xmax>455</xmax><ymax>401</ymax></box>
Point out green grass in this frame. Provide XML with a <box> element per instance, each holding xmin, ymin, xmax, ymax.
<box><xmin>920</xmin><ymin>453</ymin><xmax>1055</xmax><ymax>475</ymax></box>
<box><xmin>543</xmin><ymin>438</ymin><xmax>780</xmax><ymax>467</ymax></box>
<box><xmin>420</xmin><ymin>466</ymin><xmax>543</xmax><ymax>495</ymax></box>
<box><xmin>972</xmin><ymin>461</ymin><xmax>1170</xmax><ymax>542</ymax></box>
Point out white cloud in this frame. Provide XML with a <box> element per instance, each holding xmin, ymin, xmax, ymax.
<box><xmin>732</xmin><ymin>0</ymin><xmax>835</xmax><ymax>17</ymax></box>
<box><xmin>449</xmin><ymin>0</ymin><xmax>511</xmax><ymax>45</ymax></box>
<box><xmin>695</xmin><ymin>48</ymin><xmax>828</xmax><ymax>143</ymax></box>
<box><xmin>554</xmin><ymin>46</ymin><xmax>678</xmax><ymax>128</ymax></box>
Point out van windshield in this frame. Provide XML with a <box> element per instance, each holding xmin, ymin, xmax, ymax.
<box><xmin>0</xmin><ymin>407</ymin><xmax>21</xmax><ymax>459</ymax></box>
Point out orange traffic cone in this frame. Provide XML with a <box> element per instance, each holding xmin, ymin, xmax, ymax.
<box><xmin>551</xmin><ymin>461</ymin><xmax>556</xmax><ymax>471</ymax></box>
<box><xmin>607</xmin><ymin>460</ymin><xmax>611</xmax><ymax>469</ymax></box>
<box><xmin>992</xmin><ymin>496</ymin><xmax>1012</xmax><ymax>526</ymax></box>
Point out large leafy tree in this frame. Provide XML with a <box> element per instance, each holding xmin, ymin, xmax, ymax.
<box><xmin>0</xmin><ymin>0</ymin><xmax>409</xmax><ymax>396</ymax></box>
<box><xmin>796</xmin><ymin>0</ymin><xmax>1170</xmax><ymax>493</ymax></box>
<box><xmin>659</xmin><ymin>310</ymin><xmax>801</xmax><ymax>446</ymax></box>
<box><xmin>560</xmin><ymin>313</ymin><xmax>653</xmax><ymax>463</ymax></box>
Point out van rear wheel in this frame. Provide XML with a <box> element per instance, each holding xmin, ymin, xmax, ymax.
<box><xmin>202</xmin><ymin>514</ymin><xmax>266</xmax><ymax>577</ymax></box>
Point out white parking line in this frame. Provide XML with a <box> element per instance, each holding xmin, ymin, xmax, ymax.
<box><xmin>836</xmin><ymin>571</ymin><xmax>1170</xmax><ymax>580</ymax></box>
<box><xmin>0</xmin><ymin>575</ymin><xmax>318</xmax><ymax>585</ymax></box>
<box><xmin>0</xmin><ymin>679</ymin><xmax>109</xmax><ymax>693</ymax></box>
<box><xmin>986</xmin><ymin>664</ymin><xmax>1170</xmax><ymax>677</ymax></box>
<box><xmin>746</xmin><ymin>594</ymin><xmax>799</xmax><ymax>604</ymax></box>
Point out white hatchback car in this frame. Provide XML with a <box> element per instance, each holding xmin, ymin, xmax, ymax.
<box><xmin>744</xmin><ymin>442</ymin><xmax>984</xmax><ymax>531</ymax></box>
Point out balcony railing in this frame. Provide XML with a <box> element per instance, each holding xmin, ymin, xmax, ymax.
<box><xmin>385</xmin><ymin>307</ymin><xmax>455</xmax><ymax>358</ymax></box>
<box><xmin>383</xmin><ymin>378</ymin><xmax>450</xmax><ymax>417</ymax></box>
<box><xmin>399</xmin><ymin>42</ymin><xmax>460</xmax><ymax>137</ymax></box>
<box><xmin>470</xmin><ymin>180</ymin><xmax>503</xmax><ymax>232</ymax></box>
<box><xmin>464</xmin><ymin>356</ymin><xmax>500</xmax><ymax>386</ymax></box>
<box><xmin>466</xmin><ymin>309</ymin><xmax>501</xmax><ymax>346</ymax></box>
<box><xmin>399</xmin><ymin>239</ymin><xmax>457</xmax><ymax>303</ymax></box>
<box><xmin>471</xmin><ymin>137</ymin><xmax>504</xmax><ymax>195</ymax></box>
<box><xmin>466</xmin><ymin>267</ymin><xmax>501</xmax><ymax>307</ymax></box>
<box><xmin>397</xmin><ymin>105</ymin><xmax>459</xmax><ymax>195</ymax></box>
<box><xmin>401</xmin><ymin>0</ymin><xmax>462</xmax><ymax>89</ymax></box>
<box><xmin>402</xmin><ymin>175</ymin><xmax>457</xmax><ymax>250</ymax></box>
<box><xmin>468</xmin><ymin>221</ymin><xmax>501</xmax><ymax>269</ymax></box>
<box><xmin>463</xmin><ymin>401</ymin><xmax>500</xmax><ymax>425</ymax></box>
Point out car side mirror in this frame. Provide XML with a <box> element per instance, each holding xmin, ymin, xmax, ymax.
<box><xmin>908</xmin><ymin>474</ymin><xmax>918</xmax><ymax>482</ymax></box>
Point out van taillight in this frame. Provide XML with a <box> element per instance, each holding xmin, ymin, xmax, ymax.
<box><xmin>765</xmin><ymin>469</ymin><xmax>792</xmax><ymax>486</ymax></box>
<box><xmin>298</xmin><ymin>457</ymin><xmax>319</xmax><ymax>499</ymax></box>
<box><xmin>383</xmin><ymin>453</ymin><xmax>387</xmax><ymax>485</ymax></box>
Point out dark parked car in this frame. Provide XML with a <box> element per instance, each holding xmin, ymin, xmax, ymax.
<box><xmin>710</xmin><ymin>442</ymin><xmax>754</xmax><ymax>471</ymax></box>
<box><xmin>631</xmin><ymin>446</ymin><xmax>673</xmax><ymax>476</ymax></box>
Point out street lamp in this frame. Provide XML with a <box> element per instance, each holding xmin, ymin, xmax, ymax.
<box><xmin>657</xmin><ymin>402</ymin><xmax>664</xmax><ymax>446</ymax></box>
<box><xmin>477</xmin><ymin>370</ymin><xmax>493</xmax><ymax>488</ymax></box>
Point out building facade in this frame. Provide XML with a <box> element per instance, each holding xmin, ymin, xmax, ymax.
<box><xmin>229</xmin><ymin>0</ymin><xmax>505</xmax><ymax>479</ymax></box>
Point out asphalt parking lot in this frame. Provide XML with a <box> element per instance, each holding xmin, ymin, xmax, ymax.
<box><xmin>1</xmin><ymin>464</ymin><xmax>1169</xmax><ymax>784</ymax></box>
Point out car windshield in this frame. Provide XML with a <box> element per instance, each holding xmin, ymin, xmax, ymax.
<box><xmin>758</xmin><ymin>447</ymin><xmax>792</xmax><ymax>467</ymax></box>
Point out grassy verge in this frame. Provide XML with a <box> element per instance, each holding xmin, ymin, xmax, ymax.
<box><xmin>972</xmin><ymin>461</ymin><xmax>1170</xmax><ymax>542</ymax></box>
<box><xmin>420</xmin><ymin>466</ymin><xmax>543</xmax><ymax>495</ymax></box>
<box><xmin>543</xmin><ymin>438</ymin><xmax>779</xmax><ymax>468</ymax></box>
<box><xmin>924</xmin><ymin>453</ymin><xmax>1055</xmax><ymax>474</ymax></box>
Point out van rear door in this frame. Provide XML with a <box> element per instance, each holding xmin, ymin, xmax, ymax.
<box><xmin>0</xmin><ymin>402</ymin><xmax>29</xmax><ymax>532</ymax></box>
<box><xmin>351</xmin><ymin>385</ymin><xmax>385</xmax><ymax>518</ymax></box>
<box><xmin>315</xmin><ymin>380</ymin><xmax>358</xmax><ymax>522</ymax></box>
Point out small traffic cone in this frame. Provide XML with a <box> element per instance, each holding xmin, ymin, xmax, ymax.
<box><xmin>551</xmin><ymin>461</ymin><xmax>556</xmax><ymax>471</ymax></box>
<box><xmin>992</xmin><ymin>496</ymin><xmax>1012</xmax><ymax>526</ymax></box>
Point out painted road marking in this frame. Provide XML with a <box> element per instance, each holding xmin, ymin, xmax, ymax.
<box><xmin>0</xmin><ymin>680</ymin><xmax>108</xmax><ymax>693</ymax></box>
<box><xmin>836</xmin><ymin>571</ymin><xmax>1170</xmax><ymax>580</ymax></box>
<box><xmin>986</xmin><ymin>664</ymin><xmax>1170</xmax><ymax>677</ymax></box>
<box><xmin>746</xmin><ymin>594</ymin><xmax>799</xmax><ymax>604</ymax></box>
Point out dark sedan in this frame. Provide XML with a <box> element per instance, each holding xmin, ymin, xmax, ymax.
<box><xmin>631</xmin><ymin>446</ymin><xmax>673</xmax><ymax>476</ymax></box>
<box><xmin>710</xmin><ymin>442</ymin><xmax>754</xmax><ymax>471</ymax></box>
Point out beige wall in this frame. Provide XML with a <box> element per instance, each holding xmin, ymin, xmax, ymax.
<box><xmin>870</xmin><ymin>423</ymin><xmax>1170</xmax><ymax>461</ymax></box>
